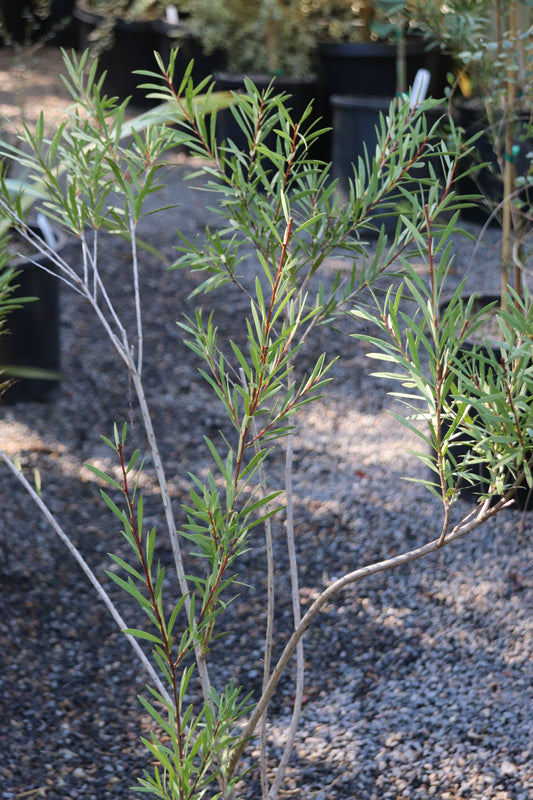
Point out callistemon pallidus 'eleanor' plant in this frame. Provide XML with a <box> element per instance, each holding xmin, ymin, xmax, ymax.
<box><xmin>1</xmin><ymin>48</ymin><xmax>532</xmax><ymax>800</ymax></box>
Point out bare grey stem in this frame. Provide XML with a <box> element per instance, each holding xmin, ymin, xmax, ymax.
<box><xmin>128</xmin><ymin>214</ymin><xmax>144</xmax><ymax>374</ymax></box>
<box><xmin>228</xmin><ymin>497</ymin><xmax>510</xmax><ymax>778</ymax></box>
<box><xmin>129</xmin><ymin>368</ymin><xmax>213</xmax><ymax>703</ymax></box>
<box><xmin>268</xmin><ymin>427</ymin><xmax>304</xmax><ymax>800</ymax></box>
<box><xmin>0</xmin><ymin>448</ymin><xmax>172</xmax><ymax>705</ymax></box>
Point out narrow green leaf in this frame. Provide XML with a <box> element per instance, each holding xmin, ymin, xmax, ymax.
<box><xmin>84</xmin><ymin>463</ymin><xmax>122</xmax><ymax>490</ymax></box>
<box><xmin>122</xmin><ymin>628</ymin><xmax>164</xmax><ymax>644</ymax></box>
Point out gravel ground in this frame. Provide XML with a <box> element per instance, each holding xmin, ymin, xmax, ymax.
<box><xmin>0</xmin><ymin>46</ymin><xmax>532</xmax><ymax>800</ymax></box>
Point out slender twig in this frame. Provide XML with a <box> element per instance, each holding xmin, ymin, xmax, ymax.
<box><xmin>269</xmin><ymin>427</ymin><xmax>304</xmax><ymax>800</ymax></box>
<box><xmin>0</xmin><ymin>447</ymin><xmax>172</xmax><ymax>705</ymax></box>
<box><xmin>129</xmin><ymin>367</ymin><xmax>213</xmax><ymax>704</ymax></box>
<box><xmin>227</xmin><ymin>491</ymin><xmax>514</xmax><ymax>780</ymax></box>
<box><xmin>251</xmin><ymin>422</ymin><xmax>276</xmax><ymax>800</ymax></box>
<box><xmin>129</xmin><ymin>212</ymin><xmax>144</xmax><ymax>374</ymax></box>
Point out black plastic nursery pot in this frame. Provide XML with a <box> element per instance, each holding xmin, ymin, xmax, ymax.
<box><xmin>0</xmin><ymin>0</ymin><xmax>77</xmax><ymax>46</ymax></box>
<box><xmin>74</xmin><ymin>5</ymin><xmax>225</xmax><ymax>108</ymax></box>
<box><xmin>331</xmin><ymin>94</ymin><xmax>447</xmax><ymax>232</ymax></box>
<box><xmin>331</xmin><ymin>94</ymin><xmax>390</xmax><ymax>206</ymax></box>
<box><xmin>48</xmin><ymin>0</ymin><xmax>78</xmax><ymax>47</ymax></box>
<box><xmin>0</xmin><ymin>227</ymin><xmax>64</xmax><ymax>405</ymax></box>
<box><xmin>0</xmin><ymin>0</ymin><xmax>29</xmax><ymax>43</ymax></box>
<box><xmin>318</xmin><ymin>40</ymin><xmax>430</xmax><ymax>102</ymax></box>
<box><xmin>316</xmin><ymin>39</ymin><xmax>447</xmax><ymax>160</ymax></box>
<box><xmin>74</xmin><ymin>4</ymin><xmax>159</xmax><ymax>108</ymax></box>
<box><xmin>74</xmin><ymin>4</ymin><xmax>170</xmax><ymax>108</ymax></box>
<box><xmin>439</xmin><ymin>295</ymin><xmax>533</xmax><ymax>512</ymax></box>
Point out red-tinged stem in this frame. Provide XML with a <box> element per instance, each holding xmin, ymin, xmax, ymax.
<box><xmin>233</xmin><ymin>218</ymin><xmax>294</xmax><ymax>487</ymax></box>
<box><xmin>117</xmin><ymin>443</ymin><xmax>185</xmax><ymax>783</ymax></box>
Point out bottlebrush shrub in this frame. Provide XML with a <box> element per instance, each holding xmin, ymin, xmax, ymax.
<box><xmin>1</xmin><ymin>49</ymin><xmax>530</xmax><ymax>800</ymax></box>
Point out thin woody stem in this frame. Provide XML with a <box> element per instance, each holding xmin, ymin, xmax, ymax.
<box><xmin>0</xmin><ymin>447</ymin><xmax>172</xmax><ymax>705</ymax></box>
<box><xmin>233</xmin><ymin>217</ymin><xmax>294</xmax><ymax>486</ymax></box>
<box><xmin>227</xmin><ymin>491</ymin><xmax>514</xmax><ymax>780</ymax></box>
<box><xmin>269</xmin><ymin>426</ymin><xmax>304</xmax><ymax>800</ymax></box>
<box><xmin>129</xmin><ymin>368</ymin><xmax>213</xmax><ymax>704</ymax></box>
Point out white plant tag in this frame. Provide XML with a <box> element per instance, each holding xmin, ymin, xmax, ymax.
<box><xmin>37</xmin><ymin>212</ymin><xmax>57</xmax><ymax>248</ymax></box>
<box><xmin>166</xmin><ymin>5</ymin><xmax>179</xmax><ymax>24</ymax></box>
<box><xmin>410</xmin><ymin>69</ymin><xmax>431</xmax><ymax>109</ymax></box>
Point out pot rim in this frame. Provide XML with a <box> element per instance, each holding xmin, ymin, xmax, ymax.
<box><xmin>318</xmin><ymin>38</ymin><xmax>427</xmax><ymax>59</ymax></box>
